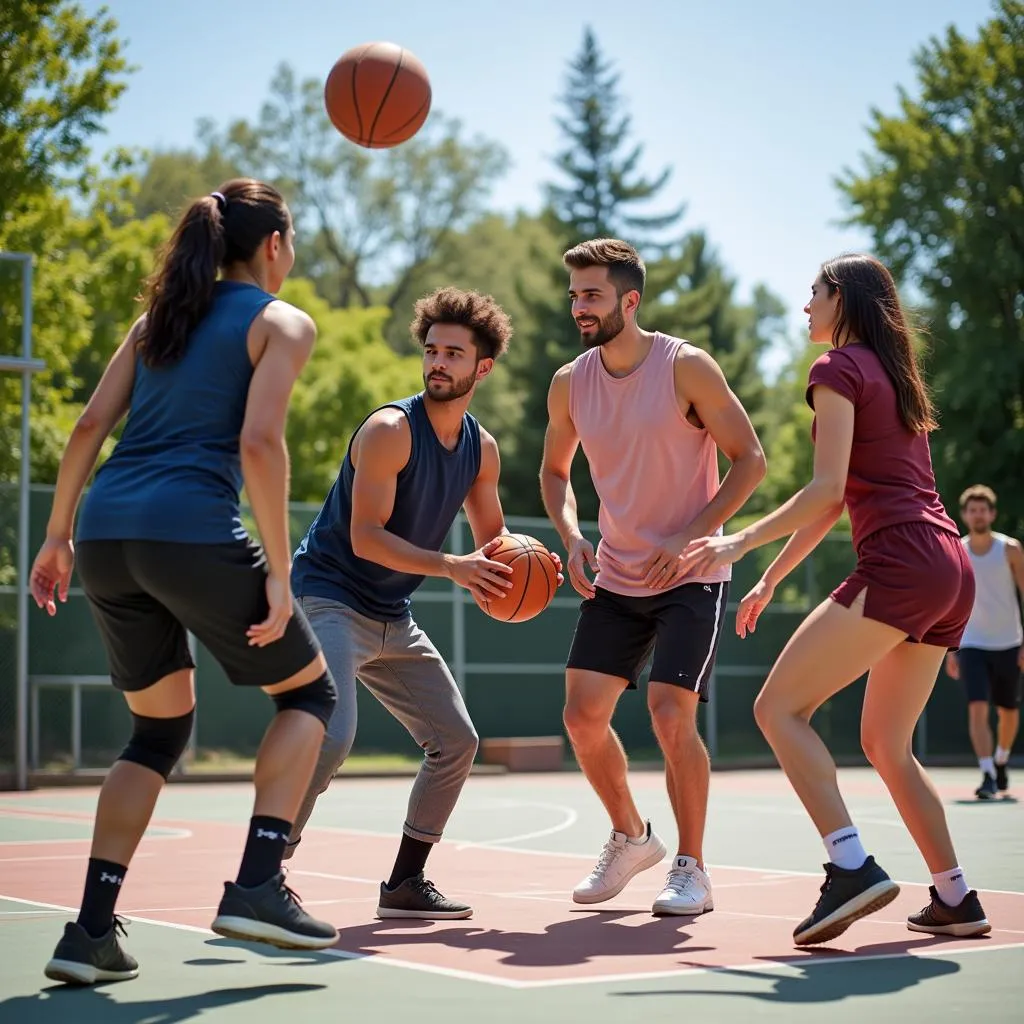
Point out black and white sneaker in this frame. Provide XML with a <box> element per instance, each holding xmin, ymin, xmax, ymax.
<box><xmin>907</xmin><ymin>886</ymin><xmax>991</xmax><ymax>937</ymax></box>
<box><xmin>975</xmin><ymin>772</ymin><xmax>998</xmax><ymax>800</ymax></box>
<box><xmin>376</xmin><ymin>873</ymin><xmax>473</xmax><ymax>920</ymax></box>
<box><xmin>995</xmin><ymin>763</ymin><xmax>1009</xmax><ymax>793</ymax></box>
<box><xmin>793</xmin><ymin>856</ymin><xmax>900</xmax><ymax>946</ymax></box>
<box><xmin>211</xmin><ymin>872</ymin><xmax>338</xmax><ymax>950</ymax></box>
<box><xmin>44</xmin><ymin>918</ymin><xmax>139</xmax><ymax>985</ymax></box>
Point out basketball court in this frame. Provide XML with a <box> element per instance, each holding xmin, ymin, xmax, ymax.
<box><xmin>2</xmin><ymin>765</ymin><xmax>1020</xmax><ymax>1022</ymax></box>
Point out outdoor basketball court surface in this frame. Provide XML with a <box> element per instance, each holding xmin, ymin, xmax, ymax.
<box><xmin>1</xmin><ymin>766</ymin><xmax>1021</xmax><ymax>1022</ymax></box>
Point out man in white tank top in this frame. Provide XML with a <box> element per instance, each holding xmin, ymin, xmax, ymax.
<box><xmin>945</xmin><ymin>485</ymin><xmax>1024</xmax><ymax>798</ymax></box>
<box><xmin>540</xmin><ymin>238</ymin><xmax>766</xmax><ymax>916</ymax></box>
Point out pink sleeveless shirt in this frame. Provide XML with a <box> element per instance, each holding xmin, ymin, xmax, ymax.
<box><xmin>568</xmin><ymin>332</ymin><xmax>730</xmax><ymax>597</ymax></box>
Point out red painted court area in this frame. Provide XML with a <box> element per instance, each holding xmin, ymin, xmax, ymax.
<box><xmin>3</xmin><ymin>806</ymin><xmax>1022</xmax><ymax>987</ymax></box>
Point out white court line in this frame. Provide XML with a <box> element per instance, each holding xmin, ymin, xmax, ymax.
<box><xmin>0</xmin><ymin>852</ymin><xmax>154</xmax><ymax>864</ymax></box>
<box><xmin>3</xmin><ymin>891</ymin><xmax>1022</xmax><ymax>991</ymax></box>
<box><xmin>454</xmin><ymin>801</ymin><xmax>579</xmax><ymax>850</ymax></box>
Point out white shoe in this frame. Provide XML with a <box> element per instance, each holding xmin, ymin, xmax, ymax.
<box><xmin>652</xmin><ymin>855</ymin><xmax>714</xmax><ymax>916</ymax></box>
<box><xmin>572</xmin><ymin>822</ymin><xmax>667</xmax><ymax>904</ymax></box>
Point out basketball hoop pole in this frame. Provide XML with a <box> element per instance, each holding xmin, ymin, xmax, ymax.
<box><xmin>1</xmin><ymin>252</ymin><xmax>44</xmax><ymax>791</ymax></box>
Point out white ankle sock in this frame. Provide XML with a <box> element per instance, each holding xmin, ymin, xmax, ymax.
<box><xmin>823</xmin><ymin>826</ymin><xmax>867</xmax><ymax>870</ymax></box>
<box><xmin>979</xmin><ymin>756</ymin><xmax>995</xmax><ymax>776</ymax></box>
<box><xmin>994</xmin><ymin>747</ymin><xmax>1010</xmax><ymax>766</ymax></box>
<box><xmin>932</xmin><ymin>866</ymin><xmax>969</xmax><ymax>907</ymax></box>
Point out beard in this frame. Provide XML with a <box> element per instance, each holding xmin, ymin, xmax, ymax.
<box><xmin>423</xmin><ymin>369</ymin><xmax>476</xmax><ymax>403</ymax></box>
<box><xmin>577</xmin><ymin>304</ymin><xmax>626</xmax><ymax>349</ymax></box>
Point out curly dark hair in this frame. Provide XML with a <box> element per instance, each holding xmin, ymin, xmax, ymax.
<box><xmin>409</xmin><ymin>286</ymin><xmax>512</xmax><ymax>360</ymax></box>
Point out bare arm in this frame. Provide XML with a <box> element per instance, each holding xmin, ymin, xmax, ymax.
<box><xmin>676</xmin><ymin>346</ymin><xmax>767</xmax><ymax>538</ymax></box>
<box><xmin>762</xmin><ymin>506</ymin><xmax>845</xmax><ymax>587</ymax></box>
<box><xmin>46</xmin><ymin>319</ymin><xmax>141</xmax><ymax>540</ymax></box>
<box><xmin>1007</xmin><ymin>538</ymin><xmax>1024</xmax><ymax>598</ymax></box>
<box><xmin>735</xmin><ymin>385</ymin><xmax>850</xmax><ymax>551</ymax></box>
<box><xmin>348</xmin><ymin>410</ymin><xmax>453</xmax><ymax>576</ymax></box>
<box><xmin>679</xmin><ymin>384</ymin><xmax>851</xmax><ymax>576</ymax></box>
<box><xmin>240</xmin><ymin>302</ymin><xmax>317</xmax><ymax>581</ymax></box>
<box><xmin>539</xmin><ymin>365</ymin><xmax>584</xmax><ymax>547</ymax></box>
<box><xmin>348</xmin><ymin>412</ymin><xmax>512</xmax><ymax>600</ymax></box>
<box><xmin>462</xmin><ymin>430</ymin><xmax>508</xmax><ymax>549</ymax></box>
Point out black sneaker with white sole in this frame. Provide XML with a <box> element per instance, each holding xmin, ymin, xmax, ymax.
<box><xmin>44</xmin><ymin>918</ymin><xmax>139</xmax><ymax>985</ymax></box>
<box><xmin>793</xmin><ymin>856</ymin><xmax>900</xmax><ymax>946</ymax></box>
<box><xmin>376</xmin><ymin>873</ymin><xmax>473</xmax><ymax>920</ymax></box>
<box><xmin>907</xmin><ymin>886</ymin><xmax>992</xmax><ymax>937</ymax></box>
<box><xmin>995</xmin><ymin>763</ymin><xmax>1009</xmax><ymax>793</ymax></box>
<box><xmin>211</xmin><ymin>872</ymin><xmax>338</xmax><ymax>950</ymax></box>
<box><xmin>975</xmin><ymin>772</ymin><xmax>998</xmax><ymax>800</ymax></box>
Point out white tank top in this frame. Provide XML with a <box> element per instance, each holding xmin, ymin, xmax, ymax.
<box><xmin>960</xmin><ymin>533</ymin><xmax>1023</xmax><ymax>650</ymax></box>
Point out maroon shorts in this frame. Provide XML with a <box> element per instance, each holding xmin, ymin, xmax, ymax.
<box><xmin>831</xmin><ymin>521</ymin><xmax>975</xmax><ymax>649</ymax></box>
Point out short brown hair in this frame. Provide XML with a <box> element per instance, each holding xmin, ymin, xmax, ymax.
<box><xmin>563</xmin><ymin>238</ymin><xmax>646</xmax><ymax>299</ymax></box>
<box><xmin>410</xmin><ymin>286</ymin><xmax>512</xmax><ymax>360</ymax></box>
<box><xmin>959</xmin><ymin>484</ymin><xmax>997</xmax><ymax>510</ymax></box>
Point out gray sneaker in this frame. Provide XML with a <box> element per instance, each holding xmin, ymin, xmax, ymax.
<box><xmin>376</xmin><ymin>873</ymin><xmax>473</xmax><ymax>920</ymax></box>
<box><xmin>44</xmin><ymin>918</ymin><xmax>139</xmax><ymax>985</ymax></box>
<box><xmin>211</xmin><ymin>872</ymin><xmax>338</xmax><ymax>950</ymax></box>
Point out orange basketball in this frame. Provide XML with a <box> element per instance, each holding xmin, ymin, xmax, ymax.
<box><xmin>475</xmin><ymin>534</ymin><xmax>560</xmax><ymax>623</ymax></box>
<box><xmin>324</xmin><ymin>41</ymin><xmax>432</xmax><ymax>149</ymax></box>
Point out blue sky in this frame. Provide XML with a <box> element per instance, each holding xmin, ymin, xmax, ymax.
<box><xmin>82</xmin><ymin>0</ymin><xmax>995</xmax><ymax>368</ymax></box>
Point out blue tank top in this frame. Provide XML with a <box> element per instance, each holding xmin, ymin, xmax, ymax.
<box><xmin>291</xmin><ymin>393</ymin><xmax>482</xmax><ymax>621</ymax></box>
<box><xmin>76</xmin><ymin>281</ymin><xmax>275</xmax><ymax>544</ymax></box>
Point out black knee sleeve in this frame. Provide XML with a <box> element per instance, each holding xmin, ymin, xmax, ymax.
<box><xmin>118</xmin><ymin>707</ymin><xmax>195</xmax><ymax>780</ymax></box>
<box><xmin>272</xmin><ymin>670</ymin><xmax>337</xmax><ymax>728</ymax></box>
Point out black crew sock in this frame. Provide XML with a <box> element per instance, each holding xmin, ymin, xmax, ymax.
<box><xmin>236</xmin><ymin>816</ymin><xmax>292</xmax><ymax>889</ymax></box>
<box><xmin>77</xmin><ymin>858</ymin><xmax>127</xmax><ymax>939</ymax></box>
<box><xmin>387</xmin><ymin>834</ymin><xmax>432</xmax><ymax>889</ymax></box>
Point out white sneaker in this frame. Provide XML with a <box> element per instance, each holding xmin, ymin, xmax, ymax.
<box><xmin>652</xmin><ymin>855</ymin><xmax>714</xmax><ymax>916</ymax></box>
<box><xmin>572</xmin><ymin>822</ymin><xmax>667</xmax><ymax>904</ymax></box>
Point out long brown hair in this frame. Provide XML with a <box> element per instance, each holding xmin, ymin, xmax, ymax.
<box><xmin>137</xmin><ymin>178</ymin><xmax>290</xmax><ymax>368</ymax></box>
<box><xmin>821</xmin><ymin>253</ymin><xmax>937</xmax><ymax>433</ymax></box>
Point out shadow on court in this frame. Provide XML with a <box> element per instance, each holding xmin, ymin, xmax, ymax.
<box><xmin>608</xmin><ymin>952</ymin><xmax>961</xmax><ymax>1004</ymax></box>
<box><xmin>332</xmin><ymin>910</ymin><xmax>715</xmax><ymax>967</ymax></box>
<box><xmin>0</xmin><ymin>982</ymin><xmax>327</xmax><ymax>1023</ymax></box>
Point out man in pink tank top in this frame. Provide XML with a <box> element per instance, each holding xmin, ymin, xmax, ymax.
<box><xmin>540</xmin><ymin>238</ymin><xmax>767</xmax><ymax>915</ymax></box>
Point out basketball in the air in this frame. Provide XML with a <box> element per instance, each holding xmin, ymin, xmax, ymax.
<box><xmin>475</xmin><ymin>534</ymin><xmax>560</xmax><ymax>623</ymax></box>
<box><xmin>324</xmin><ymin>42</ymin><xmax>432</xmax><ymax>148</ymax></box>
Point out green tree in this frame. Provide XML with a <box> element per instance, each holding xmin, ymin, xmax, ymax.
<box><xmin>838</xmin><ymin>0</ymin><xmax>1024</xmax><ymax>537</ymax></box>
<box><xmin>0</xmin><ymin>1</ymin><xmax>131</xmax><ymax>222</ymax></box>
<box><xmin>546</xmin><ymin>26</ymin><xmax>685</xmax><ymax>244</ymax></box>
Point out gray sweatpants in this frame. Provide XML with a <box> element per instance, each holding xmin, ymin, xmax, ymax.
<box><xmin>284</xmin><ymin>595</ymin><xmax>478</xmax><ymax>855</ymax></box>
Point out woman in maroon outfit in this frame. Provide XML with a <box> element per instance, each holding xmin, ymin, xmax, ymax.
<box><xmin>680</xmin><ymin>253</ymin><xmax>991</xmax><ymax>946</ymax></box>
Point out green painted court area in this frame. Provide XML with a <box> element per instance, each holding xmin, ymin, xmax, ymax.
<box><xmin>1</xmin><ymin>766</ymin><xmax>1021</xmax><ymax>1022</ymax></box>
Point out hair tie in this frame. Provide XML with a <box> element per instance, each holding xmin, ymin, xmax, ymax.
<box><xmin>210</xmin><ymin>191</ymin><xmax>227</xmax><ymax>212</ymax></box>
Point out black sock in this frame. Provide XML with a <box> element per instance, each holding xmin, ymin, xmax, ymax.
<box><xmin>77</xmin><ymin>858</ymin><xmax>127</xmax><ymax>939</ymax></box>
<box><xmin>387</xmin><ymin>835</ymin><xmax>432</xmax><ymax>889</ymax></box>
<box><xmin>236</xmin><ymin>816</ymin><xmax>292</xmax><ymax>889</ymax></box>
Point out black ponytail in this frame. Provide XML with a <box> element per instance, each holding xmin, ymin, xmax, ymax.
<box><xmin>137</xmin><ymin>178</ymin><xmax>289</xmax><ymax>368</ymax></box>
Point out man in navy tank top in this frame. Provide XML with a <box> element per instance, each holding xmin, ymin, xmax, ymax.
<box><xmin>289</xmin><ymin>286</ymin><xmax>549</xmax><ymax>919</ymax></box>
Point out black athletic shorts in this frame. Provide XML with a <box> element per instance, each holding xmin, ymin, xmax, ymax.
<box><xmin>77</xmin><ymin>539</ymin><xmax>322</xmax><ymax>692</ymax></box>
<box><xmin>957</xmin><ymin>646</ymin><xmax>1022</xmax><ymax>709</ymax></box>
<box><xmin>565</xmin><ymin>581</ymin><xmax>729</xmax><ymax>701</ymax></box>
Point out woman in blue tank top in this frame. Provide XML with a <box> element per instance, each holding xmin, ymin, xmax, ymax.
<box><xmin>29</xmin><ymin>178</ymin><xmax>340</xmax><ymax>985</ymax></box>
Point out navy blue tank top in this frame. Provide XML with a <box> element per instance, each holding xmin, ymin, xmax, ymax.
<box><xmin>291</xmin><ymin>393</ymin><xmax>482</xmax><ymax>621</ymax></box>
<box><xmin>76</xmin><ymin>281</ymin><xmax>275</xmax><ymax>544</ymax></box>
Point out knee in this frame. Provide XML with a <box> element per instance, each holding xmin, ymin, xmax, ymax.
<box><xmin>119</xmin><ymin>706</ymin><xmax>196</xmax><ymax>780</ymax></box>
<box><xmin>752</xmin><ymin>690</ymin><xmax>778</xmax><ymax>738</ymax></box>
<box><xmin>429</xmin><ymin>720</ymin><xmax>478</xmax><ymax>768</ymax></box>
<box><xmin>648</xmin><ymin>695</ymin><xmax>697</xmax><ymax>749</ymax></box>
<box><xmin>563</xmin><ymin>700</ymin><xmax>609</xmax><ymax>749</ymax></box>
<box><xmin>860</xmin><ymin>724</ymin><xmax>910</xmax><ymax>773</ymax></box>
<box><xmin>272</xmin><ymin>669</ymin><xmax>337</xmax><ymax>729</ymax></box>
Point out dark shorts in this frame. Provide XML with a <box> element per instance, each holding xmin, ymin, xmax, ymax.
<box><xmin>831</xmin><ymin>521</ymin><xmax>975</xmax><ymax>649</ymax></box>
<box><xmin>77</xmin><ymin>539</ymin><xmax>322</xmax><ymax>692</ymax></box>
<box><xmin>957</xmin><ymin>647</ymin><xmax>1022</xmax><ymax>709</ymax></box>
<box><xmin>565</xmin><ymin>581</ymin><xmax>729</xmax><ymax>702</ymax></box>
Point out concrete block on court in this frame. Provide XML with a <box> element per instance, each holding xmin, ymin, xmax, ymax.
<box><xmin>479</xmin><ymin>735</ymin><xmax>565</xmax><ymax>772</ymax></box>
